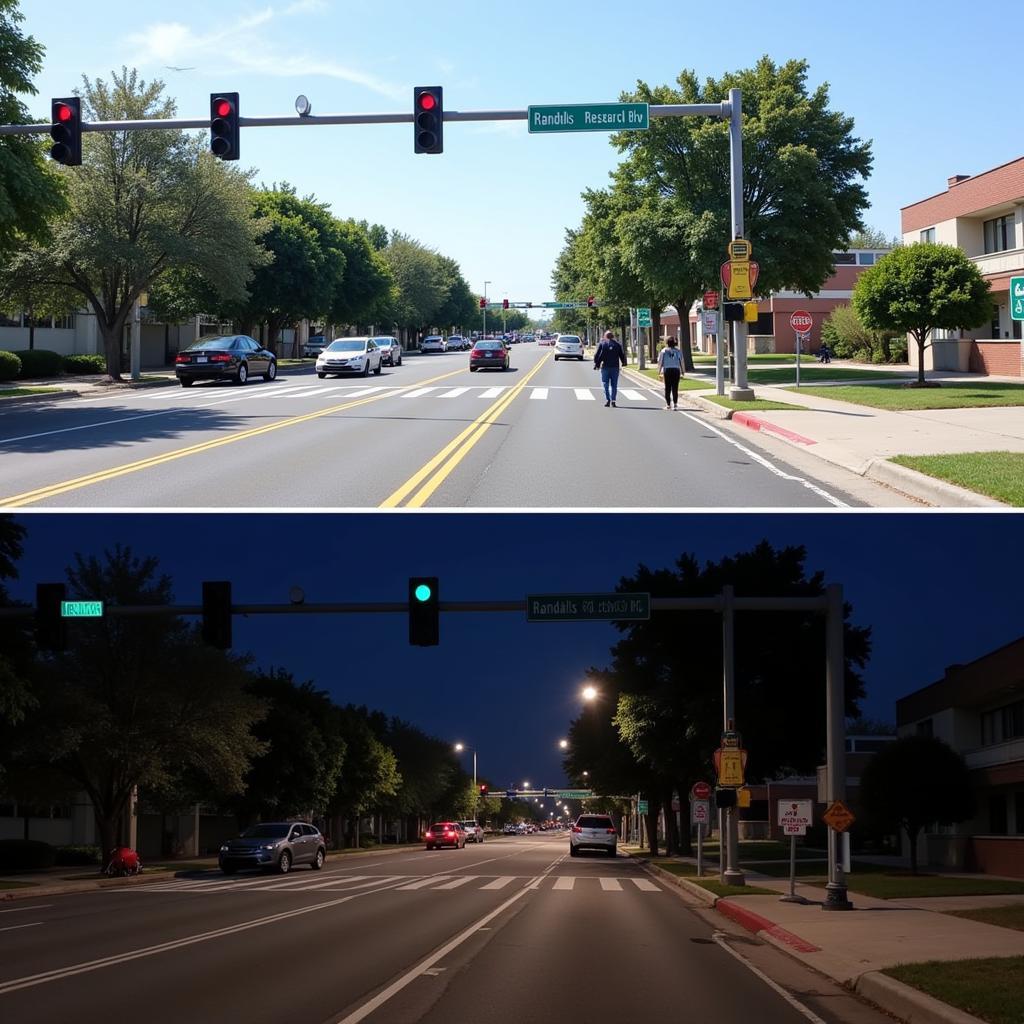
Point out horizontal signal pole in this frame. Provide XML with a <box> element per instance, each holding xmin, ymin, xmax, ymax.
<box><xmin>0</xmin><ymin>102</ymin><xmax>731</xmax><ymax>137</ymax></box>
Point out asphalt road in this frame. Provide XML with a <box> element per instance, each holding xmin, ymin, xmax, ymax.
<box><xmin>0</xmin><ymin>834</ymin><xmax>892</xmax><ymax>1024</ymax></box>
<box><xmin>0</xmin><ymin>344</ymin><xmax>873</xmax><ymax>509</ymax></box>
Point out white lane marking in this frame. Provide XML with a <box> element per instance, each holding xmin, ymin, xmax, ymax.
<box><xmin>284</xmin><ymin>875</ymin><xmax>404</xmax><ymax>893</ymax></box>
<box><xmin>343</xmin><ymin>387</ymin><xmax>386</xmax><ymax>398</ymax></box>
<box><xmin>599</xmin><ymin>877</ymin><xmax>623</xmax><ymax>891</ymax></box>
<box><xmin>632</xmin><ymin>878</ymin><xmax>660</xmax><ymax>891</ymax></box>
<box><xmin>331</xmin><ymin>856</ymin><xmax>565</xmax><ymax>1024</ymax></box>
<box><xmin>574</xmin><ymin>389</ymin><xmax>596</xmax><ymax>401</ymax></box>
<box><xmin>712</xmin><ymin>932</ymin><xmax>829</xmax><ymax>1024</ymax></box>
<box><xmin>0</xmin><ymin>905</ymin><xmax>52</xmax><ymax>915</ymax></box>
<box><xmin>0</xmin><ymin>922</ymin><xmax>43</xmax><ymax>933</ymax></box>
<box><xmin>402</xmin><ymin>387</ymin><xmax>438</xmax><ymax>398</ymax></box>
<box><xmin>0</xmin><ymin>410</ymin><xmax>178</xmax><ymax>446</ymax></box>
<box><xmin>618</xmin><ymin>388</ymin><xmax>646</xmax><ymax>401</ymax></box>
<box><xmin>553</xmin><ymin>876</ymin><xmax>575</xmax><ymax>890</ymax></box>
<box><xmin>433</xmin><ymin>876</ymin><xmax>475</xmax><ymax>890</ymax></box>
<box><xmin>396</xmin><ymin>876</ymin><xmax>453</xmax><ymax>891</ymax></box>
<box><xmin>438</xmin><ymin>388</ymin><xmax>470</xmax><ymax>398</ymax></box>
<box><xmin>479</xmin><ymin>876</ymin><xmax>515</xmax><ymax>890</ymax></box>
<box><xmin>529</xmin><ymin>388</ymin><xmax>548</xmax><ymax>400</ymax></box>
<box><xmin>264</xmin><ymin>386</ymin><xmax>337</xmax><ymax>398</ymax></box>
<box><xmin>479</xmin><ymin>387</ymin><xmax>507</xmax><ymax>398</ymax></box>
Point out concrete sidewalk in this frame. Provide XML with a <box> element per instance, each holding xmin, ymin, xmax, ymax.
<box><xmin>639</xmin><ymin>854</ymin><xmax>1024</xmax><ymax>1024</ymax></box>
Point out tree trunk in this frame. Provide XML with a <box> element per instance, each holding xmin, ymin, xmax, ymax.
<box><xmin>651</xmin><ymin>308</ymin><xmax>662</xmax><ymax>362</ymax></box>
<box><xmin>266</xmin><ymin>316</ymin><xmax>282</xmax><ymax>355</ymax></box>
<box><xmin>645</xmin><ymin>809</ymin><xmax>660</xmax><ymax>856</ymax></box>
<box><xmin>674</xmin><ymin>297</ymin><xmax>696</xmax><ymax>372</ymax></box>
<box><xmin>915</xmin><ymin>330</ymin><xmax>926</xmax><ymax>385</ymax></box>
<box><xmin>97</xmin><ymin>316</ymin><xmax>129</xmax><ymax>382</ymax></box>
<box><xmin>662</xmin><ymin>795</ymin><xmax>678</xmax><ymax>855</ymax></box>
<box><xmin>906</xmin><ymin>824</ymin><xmax>919</xmax><ymax>875</ymax></box>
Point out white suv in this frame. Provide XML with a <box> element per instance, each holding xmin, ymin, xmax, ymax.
<box><xmin>554</xmin><ymin>335</ymin><xmax>584</xmax><ymax>361</ymax></box>
<box><xmin>421</xmin><ymin>335</ymin><xmax>446</xmax><ymax>353</ymax></box>
<box><xmin>569</xmin><ymin>814</ymin><xmax>617</xmax><ymax>857</ymax></box>
<box><xmin>460</xmin><ymin>820</ymin><xmax>484</xmax><ymax>843</ymax></box>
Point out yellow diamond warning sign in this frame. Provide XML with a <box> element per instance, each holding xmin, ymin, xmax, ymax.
<box><xmin>822</xmin><ymin>800</ymin><xmax>856</xmax><ymax>833</ymax></box>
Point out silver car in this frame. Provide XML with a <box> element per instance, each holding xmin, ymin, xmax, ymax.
<box><xmin>316</xmin><ymin>337</ymin><xmax>383</xmax><ymax>378</ymax></box>
<box><xmin>459</xmin><ymin>820</ymin><xmax>484</xmax><ymax>843</ymax></box>
<box><xmin>420</xmin><ymin>335</ymin><xmax>447</xmax><ymax>353</ymax></box>
<box><xmin>569</xmin><ymin>814</ymin><xmax>617</xmax><ymax>857</ymax></box>
<box><xmin>374</xmin><ymin>336</ymin><xmax>403</xmax><ymax>366</ymax></box>
<box><xmin>219</xmin><ymin>822</ymin><xmax>327</xmax><ymax>874</ymax></box>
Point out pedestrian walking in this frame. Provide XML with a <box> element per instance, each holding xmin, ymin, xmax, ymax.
<box><xmin>657</xmin><ymin>338</ymin><xmax>683</xmax><ymax>409</ymax></box>
<box><xmin>594</xmin><ymin>330</ymin><xmax>627</xmax><ymax>407</ymax></box>
<box><xmin>818</xmin><ymin>341</ymin><xmax>832</xmax><ymax>364</ymax></box>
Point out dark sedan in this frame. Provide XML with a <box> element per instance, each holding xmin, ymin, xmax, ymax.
<box><xmin>174</xmin><ymin>335</ymin><xmax>277</xmax><ymax>387</ymax></box>
<box><xmin>469</xmin><ymin>339</ymin><xmax>510</xmax><ymax>372</ymax></box>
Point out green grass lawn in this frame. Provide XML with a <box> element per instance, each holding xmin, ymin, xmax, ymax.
<box><xmin>946</xmin><ymin>905</ymin><xmax>1024</xmax><ymax>933</ymax></box>
<box><xmin>638</xmin><ymin>368</ymin><xmax>713</xmax><ymax>390</ymax></box>
<box><xmin>797</xmin><ymin>381</ymin><xmax>1024</xmax><ymax>410</ymax></box>
<box><xmin>699</xmin><ymin>840</ymin><xmax>825</xmax><ymax>861</ymax></box>
<box><xmin>884</xmin><ymin>957</ymin><xmax>1024</xmax><ymax>1024</ymax></box>
<box><xmin>749</xmin><ymin>367</ymin><xmax>911</xmax><ymax>385</ymax></box>
<box><xmin>890</xmin><ymin>452</ymin><xmax>1024</xmax><ymax>506</ymax></box>
<box><xmin>0</xmin><ymin>879</ymin><xmax>38</xmax><ymax>889</ymax></box>
<box><xmin>705</xmin><ymin>396</ymin><xmax>807</xmax><ymax>412</ymax></box>
<box><xmin>693</xmin><ymin>353</ymin><xmax>802</xmax><ymax>365</ymax></box>
<box><xmin>0</xmin><ymin>387</ymin><xmax>62</xmax><ymax>398</ymax></box>
<box><xmin>647</xmin><ymin>859</ymin><xmax>776</xmax><ymax>896</ymax></box>
<box><xmin>846</xmin><ymin>874</ymin><xmax>1024</xmax><ymax>900</ymax></box>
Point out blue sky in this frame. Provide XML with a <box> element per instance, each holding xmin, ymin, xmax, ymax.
<box><xmin>20</xmin><ymin>0</ymin><xmax>1015</xmax><ymax>306</ymax></box>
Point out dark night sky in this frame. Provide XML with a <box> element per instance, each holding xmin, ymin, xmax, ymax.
<box><xmin>5</xmin><ymin>513</ymin><xmax>1022</xmax><ymax>789</ymax></box>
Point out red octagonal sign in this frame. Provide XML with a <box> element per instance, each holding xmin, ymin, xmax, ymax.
<box><xmin>691</xmin><ymin>781</ymin><xmax>712</xmax><ymax>801</ymax></box>
<box><xmin>790</xmin><ymin>310</ymin><xmax>813</xmax><ymax>333</ymax></box>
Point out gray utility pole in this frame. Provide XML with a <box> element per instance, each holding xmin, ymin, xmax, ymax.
<box><xmin>727</xmin><ymin>87</ymin><xmax>753</xmax><ymax>401</ymax></box>
<box><xmin>721</xmin><ymin>585</ymin><xmax>743</xmax><ymax>885</ymax></box>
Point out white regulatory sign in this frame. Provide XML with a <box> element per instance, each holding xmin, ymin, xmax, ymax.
<box><xmin>702</xmin><ymin>311</ymin><xmax>718</xmax><ymax>335</ymax></box>
<box><xmin>690</xmin><ymin>799</ymin><xmax>710</xmax><ymax>826</ymax></box>
<box><xmin>777</xmin><ymin>799</ymin><xmax>813</xmax><ymax>835</ymax></box>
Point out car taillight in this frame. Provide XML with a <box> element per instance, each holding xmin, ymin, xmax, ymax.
<box><xmin>175</xmin><ymin>353</ymin><xmax>189</xmax><ymax>363</ymax></box>
<box><xmin>571</xmin><ymin>826</ymin><xmax>582</xmax><ymax>833</ymax></box>
<box><xmin>471</xmin><ymin>349</ymin><xmax>483</xmax><ymax>357</ymax></box>
<box><xmin>606</xmin><ymin>828</ymin><xmax>617</xmax><ymax>834</ymax></box>
<box><xmin>425</xmin><ymin>832</ymin><xmax>433</xmax><ymax>838</ymax></box>
<box><xmin>209</xmin><ymin>353</ymin><xmax>232</xmax><ymax>362</ymax></box>
<box><xmin>445</xmin><ymin>830</ymin><xmax>454</xmax><ymax>837</ymax></box>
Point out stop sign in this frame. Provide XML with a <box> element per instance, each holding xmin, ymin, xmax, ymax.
<box><xmin>790</xmin><ymin>310</ymin><xmax>813</xmax><ymax>333</ymax></box>
<box><xmin>691</xmin><ymin>781</ymin><xmax>712</xmax><ymax>801</ymax></box>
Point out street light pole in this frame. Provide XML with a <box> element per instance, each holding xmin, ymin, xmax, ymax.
<box><xmin>483</xmin><ymin>281</ymin><xmax>491</xmax><ymax>338</ymax></box>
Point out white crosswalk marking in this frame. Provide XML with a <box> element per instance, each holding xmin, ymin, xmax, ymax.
<box><xmin>438</xmin><ymin>388</ymin><xmax>470</xmax><ymax>398</ymax></box>
<box><xmin>266</xmin><ymin>386</ymin><xmax>337</xmax><ymax>398</ymax></box>
<box><xmin>479</xmin><ymin>387</ymin><xmax>507</xmax><ymax>398</ymax></box>
<box><xmin>632</xmin><ymin>879</ymin><xmax>660</xmax><ymax>891</ymax></box>
<box><xmin>433</xmin><ymin>876</ymin><xmax>475</xmax><ymax>890</ymax></box>
<box><xmin>599</xmin><ymin>878</ymin><xmax>623</xmax><ymax>891</ymax></box>
<box><xmin>395</xmin><ymin>876</ymin><xmax>453</xmax><ymax>890</ymax></box>
<box><xmin>619</xmin><ymin>389</ymin><xmax>646</xmax><ymax>401</ymax></box>
<box><xmin>553</xmin><ymin>877</ymin><xmax>575</xmax><ymax>890</ymax></box>
<box><xmin>402</xmin><ymin>387</ymin><xmax>438</xmax><ymax>398</ymax></box>
<box><xmin>343</xmin><ymin>386</ymin><xmax>386</xmax><ymax>397</ymax></box>
<box><xmin>480</xmin><ymin>876</ymin><xmax>516</xmax><ymax>890</ymax></box>
<box><xmin>285</xmin><ymin>875</ymin><xmax>404</xmax><ymax>892</ymax></box>
<box><xmin>574</xmin><ymin>389</ymin><xmax>596</xmax><ymax>401</ymax></box>
<box><xmin>530</xmin><ymin>388</ymin><xmax>548</xmax><ymax>400</ymax></box>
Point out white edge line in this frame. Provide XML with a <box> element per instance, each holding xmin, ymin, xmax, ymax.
<box><xmin>0</xmin><ymin>905</ymin><xmax>52</xmax><ymax>915</ymax></box>
<box><xmin>712</xmin><ymin>932</ymin><xmax>829</xmax><ymax>1024</ymax></box>
<box><xmin>0</xmin><ymin>921</ymin><xmax>43</xmax><ymax>933</ymax></box>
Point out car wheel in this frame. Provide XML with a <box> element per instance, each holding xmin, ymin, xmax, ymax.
<box><xmin>264</xmin><ymin>360</ymin><xmax>277</xmax><ymax>382</ymax></box>
<box><xmin>373</xmin><ymin>360</ymin><xmax>382</xmax><ymax>376</ymax></box>
<box><xmin>180</xmin><ymin>379</ymin><xmax>193</xmax><ymax>387</ymax></box>
<box><xmin>220</xmin><ymin>864</ymin><xmax>237</xmax><ymax>875</ymax></box>
<box><xmin>236</xmin><ymin>362</ymin><xmax>248</xmax><ymax>385</ymax></box>
<box><xmin>277</xmin><ymin>850</ymin><xmax>292</xmax><ymax>874</ymax></box>
<box><xmin>426</xmin><ymin>844</ymin><xmax>434</xmax><ymax>851</ymax></box>
<box><xmin>469</xmin><ymin>366</ymin><xmax>477</xmax><ymax>372</ymax></box>
<box><xmin>397</xmin><ymin>355</ymin><xmax>402</xmax><ymax>366</ymax></box>
<box><xmin>554</xmin><ymin>356</ymin><xmax>559</xmax><ymax>362</ymax></box>
<box><xmin>608</xmin><ymin>847</ymin><xmax>617</xmax><ymax>857</ymax></box>
<box><xmin>361</xmin><ymin>361</ymin><xmax>370</xmax><ymax>377</ymax></box>
<box><xmin>317</xmin><ymin>372</ymin><xmax>326</xmax><ymax>379</ymax></box>
<box><xmin>311</xmin><ymin>848</ymin><xmax>325</xmax><ymax>870</ymax></box>
<box><xmin>569</xmin><ymin>845</ymin><xmax>579</xmax><ymax>857</ymax></box>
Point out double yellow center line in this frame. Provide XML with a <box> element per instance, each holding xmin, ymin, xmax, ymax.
<box><xmin>381</xmin><ymin>352</ymin><xmax>552</xmax><ymax>507</ymax></box>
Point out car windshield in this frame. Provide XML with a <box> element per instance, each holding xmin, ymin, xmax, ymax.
<box><xmin>475</xmin><ymin>342</ymin><xmax>502</xmax><ymax>350</ymax></box>
<box><xmin>460</xmin><ymin>821</ymin><xmax>477</xmax><ymax>828</ymax></box>
<box><xmin>240</xmin><ymin>824</ymin><xmax>291</xmax><ymax>839</ymax></box>
<box><xmin>375</xmin><ymin>339</ymin><xmax>393</xmax><ymax>347</ymax></box>
<box><xmin>187</xmin><ymin>337</ymin><xmax>236</xmax><ymax>350</ymax></box>
<box><xmin>578</xmin><ymin>816</ymin><xmax>612</xmax><ymax>829</ymax></box>
<box><xmin>558</xmin><ymin>337</ymin><xmax>581</xmax><ymax>343</ymax></box>
<box><xmin>326</xmin><ymin>341</ymin><xmax>365</xmax><ymax>352</ymax></box>
<box><xmin>429</xmin><ymin>823</ymin><xmax>452</xmax><ymax>832</ymax></box>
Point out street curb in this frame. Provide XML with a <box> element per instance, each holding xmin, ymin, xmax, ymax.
<box><xmin>0</xmin><ymin>389</ymin><xmax>82</xmax><ymax>406</ymax></box>
<box><xmin>731</xmin><ymin>412</ymin><xmax>817</xmax><ymax>446</ymax></box>
<box><xmin>854</xmin><ymin>971</ymin><xmax>989</xmax><ymax>1024</ymax></box>
<box><xmin>715</xmin><ymin>898</ymin><xmax>821</xmax><ymax>952</ymax></box>
<box><xmin>863</xmin><ymin>459</ymin><xmax>1006</xmax><ymax>508</ymax></box>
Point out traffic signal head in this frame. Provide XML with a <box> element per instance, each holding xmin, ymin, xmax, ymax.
<box><xmin>210</xmin><ymin>93</ymin><xmax>240</xmax><ymax>161</ymax></box>
<box><xmin>722</xmin><ymin>302</ymin><xmax>745</xmax><ymax>322</ymax></box>
<box><xmin>413</xmin><ymin>87</ymin><xmax>443</xmax><ymax>154</ymax></box>
<box><xmin>201</xmin><ymin>580</ymin><xmax>233</xmax><ymax>649</ymax></box>
<box><xmin>587</xmin><ymin>296</ymin><xmax>595</xmax><ymax>307</ymax></box>
<box><xmin>502</xmin><ymin>298</ymin><xmax>509</xmax><ymax>310</ymax></box>
<box><xmin>479</xmin><ymin>784</ymin><xmax>488</xmax><ymax>795</ymax></box>
<box><xmin>479</xmin><ymin>298</ymin><xmax>486</xmax><ymax>309</ymax></box>
<box><xmin>408</xmin><ymin>576</ymin><xmax>439</xmax><ymax>646</ymax></box>
<box><xmin>50</xmin><ymin>97</ymin><xmax>82</xmax><ymax>166</ymax></box>
<box><xmin>36</xmin><ymin>582</ymin><xmax>67</xmax><ymax>652</ymax></box>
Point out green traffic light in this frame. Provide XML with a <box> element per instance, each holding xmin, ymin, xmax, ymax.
<box><xmin>414</xmin><ymin>583</ymin><xmax>433</xmax><ymax>602</ymax></box>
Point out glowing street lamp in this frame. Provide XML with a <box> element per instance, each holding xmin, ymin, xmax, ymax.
<box><xmin>582</xmin><ymin>685</ymin><xmax>598</xmax><ymax>702</ymax></box>
<box><xmin>558</xmin><ymin>739</ymin><xmax>569</xmax><ymax>750</ymax></box>
<box><xmin>454</xmin><ymin>742</ymin><xmax>477</xmax><ymax>790</ymax></box>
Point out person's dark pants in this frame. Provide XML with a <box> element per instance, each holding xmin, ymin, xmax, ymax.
<box><xmin>663</xmin><ymin>367</ymin><xmax>680</xmax><ymax>406</ymax></box>
<box><xmin>601</xmin><ymin>366</ymin><xmax>620</xmax><ymax>402</ymax></box>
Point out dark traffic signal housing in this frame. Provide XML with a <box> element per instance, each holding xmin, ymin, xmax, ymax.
<box><xmin>722</xmin><ymin>302</ymin><xmax>745</xmax><ymax>322</ymax></box>
<box><xmin>201</xmin><ymin>581</ymin><xmax>233</xmax><ymax>649</ymax></box>
<box><xmin>210</xmin><ymin>93</ymin><xmax>240</xmax><ymax>161</ymax></box>
<box><xmin>479</xmin><ymin>784</ymin><xmax>488</xmax><ymax>796</ymax></box>
<box><xmin>408</xmin><ymin>576</ymin><xmax>439</xmax><ymax>646</ymax></box>
<box><xmin>502</xmin><ymin>299</ymin><xmax>509</xmax><ymax>309</ymax></box>
<box><xmin>587</xmin><ymin>295</ymin><xmax>595</xmax><ymax>307</ymax></box>
<box><xmin>50</xmin><ymin>97</ymin><xmax>82</xmax><ymax>166</ymax></box>
<box><xmin>478</xmin><ymin>298</ymin><xmax>486</xmax><ymax>309</ymax></box>
<box><xmin>35</xmin><ymin>582</ymin><xmax>67</xmax><ymax>651</ymax></box>
<box><xmin>413</xmin><ymin>86</ymin><xmax>443</xmax><ymax>154</ymax></box>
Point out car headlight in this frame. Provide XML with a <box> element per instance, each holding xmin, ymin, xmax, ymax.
<box><xmin>261</xmin><ymin>843</ymin><xmax>278</xmax><ymax>851</ymax></box>
<box><xmin>220</xmin><ymin>845</ymin><xmax>229</xmax><ymax>852</ymax></box>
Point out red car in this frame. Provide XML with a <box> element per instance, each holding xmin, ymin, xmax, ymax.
<box><xmin>425</xmin><ymin>821</ymin><xmax>467</xmax><ymax>850</ymax></box>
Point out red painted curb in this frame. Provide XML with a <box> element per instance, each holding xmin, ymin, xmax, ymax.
<box><xmin>716</xmin><ymin>898</ymin><xmax>820</xmax><ymax>953</ymax></box>
<box><xmin>732</xmin><ymin>412</ymin><xmax>817</xmax><ymax>446</ymax></box>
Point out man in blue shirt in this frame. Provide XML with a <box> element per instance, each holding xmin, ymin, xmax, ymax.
<box><xmin>594</xmin><ymin>330</ymin><xmax>627</xmax><ymax>407</ymax></box>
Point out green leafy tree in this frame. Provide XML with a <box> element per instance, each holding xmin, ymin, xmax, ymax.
<box><xmin>821</xmin><ymin>303</ymin><xmax>905</xmax><ymax>364</ymax></box>
<box><xmin>7</xmin><ymin>546</ymin><xmax>266</xmax><ymax>860</ymax></box>
<box><xmin>328</xmin><ymin>220</ymin><xmax>393</xmax><ymax>332</ymax></box>
<box><xmin>0</xmin><ymin>517</ymin><xmax>32</xmax><ymax>738</ymax></box>
<box><xmin>0</xmin><ymin>0</ymin><xmax>66</xmax><ymax>256</ymax></box>
<box><xmin>860</xmin><ymin>735</ymin><xmax>976</xmax><ymax>874</ymax></box>
<box><xmin>0</xmin><ymin>68</ymin><xmax>267</xmax><ymax>379</ymax></box>
<box><xmin>852</xmin><ymin>242</ymin><xmax>993</xmax><ymax>385</ymax></box>
<box><xmin>848</xmin><ymin>227</ymin><xmax>900</xmax><ymax>249</ymax></box>
<box><xmin>379</xmin><ymin>235</ymin><xmax>444</xmax><ymax>342</ymax></box>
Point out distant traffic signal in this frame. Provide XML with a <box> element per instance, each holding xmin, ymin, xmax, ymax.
<box><xmin>35</xmin><ymin>582</ymin><xmax>67</xmax><ymax>651</ymax></box>
<box><xmin>408</xmin><ymin>576</ymin><xmax>439</xmax><ymax>646</ymax></box>
<box><xmin>479</xmin><ymin>298</ymin><xmax>486</xmax><ymax>309</ymax></box>
<box><xmin>50</xmin><ymin>98</ymin><xmax>82</xmax><ymax>166</ymax></box>
<box><xmin>210</xmin><ymin>93</ymin><xmax>240</xmax><ymax>161</ymax></box>
<box><xmin>587</xmin><ymin>295</ymin><xmax>595</xmax><ymax>307</ymax></box>
<box><xmin>502</xmin><ymin>298</ymin><xmax>509</xmax><ymax>309</ymax></box>
<box><xmin>413</xmin><ymin>86</ymin><xmax>443</xmax><ymax>155</ymax></box>
<box><xmin>479</xmin><ymin>784</ymin><xmax>488</xmax><ymax>796</ymax></box>
<box><xmin>202</xmin><ymin>581</ymin><xmax>232</xmax><ymax>649</ymax></box>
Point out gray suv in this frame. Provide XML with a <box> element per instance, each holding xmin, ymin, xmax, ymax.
<box><xmin>219</xmin><ymin>821</ymin><xmax>327</xmax><ymax>874</ymax></box>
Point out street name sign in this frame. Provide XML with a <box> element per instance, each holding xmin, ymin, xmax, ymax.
<box><xmin>539</xmin><ymin>301</ymin><xmax>590</xmax><ymax>309</ymax></box>
<box><xmin>556</xmin><ymin>790</ymin><xmax>593</xmax><ymax>799</ymax></box>
<box><xmin>527</xmin><ymin>592</ymin><xmax>651</xmax><ymax>622</ymax></box>
<box><xmin>822</xmin><ymin>800</ymin><xmax>856</xmax><ymax>832</ymax></box>
<box><xmin>61</xmin><ymin>600</ymin><xmax>104</xmax><ymax>618</ymax></box>
<box><xmin>690</xmin><ymin>799</ymin><xmax>710</xmax><ymax>825</ymax></box>
<box><xmin>637</xmin><ymin>799</ymin><xmax>649</xmax><ymax>814</ymax></box>
<box><xmin>528</xmin><ymin>102</ymin><xmax>649</xmax><ymax>134</ymax></box>
<box><xmin>636</xmin><ymin>307</ymin><xmax>652</xmax><ymax>328</ymax></box>
<box><xmin>778</xmin><ymin>799</ymin><xmax>813</xmax><ymax>836</ymax></box>
<box><xmin>1012</xmin><ymin>276</ymin><xmax>1024</xmax><ymax>320</ymax></box>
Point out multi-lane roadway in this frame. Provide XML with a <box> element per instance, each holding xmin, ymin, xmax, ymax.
<box><xmin>0</xmin><ymin>344</ymin><xmax>907</xmax><ymax>508</ymax></box>
<box><xmin>1</xmin><ymin>832</ymin><xmax>892</xmax><ymax>1023</ymax></box>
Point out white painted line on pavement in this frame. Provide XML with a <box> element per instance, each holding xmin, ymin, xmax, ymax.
<box><xmin>0</xmin><ymin>922</ymin><xmax>42</xmax><ymax>933</ymax></box>
<box><xmin>0</xmin><ymin>905</ymin><xmax>52</xmax><ymax>914</ymax></box>
<box><xmin>599</xmin><ymin>878</ymin><xmax>623</xmax><ymax>891</ymax></box>
<box><xmin>438</xmin><ymin>388</ymin><xmax>470</xmax><ymax>398</ymax></box>
<box><xmin>264</xmin><ymin>386</ymin><xmax>338</xmax><ymax>398</ymax></box>
<box><xmin>529</xmin><ymin>388</ymin><xmax>548</xmax><ymax>400</ymax></box>
<box><xmin>553</xmin><ymin>876</ymin><xmax>575</xmax><ymax>890</ymax></box>
<box><xmin>343</xmin><ymin>387</ymin><xmax>386</xmax><ymax>397</ymax></box>
<box><xmin>433</xmin><ymin>876</ymin><xmax>475</xmax><ymax>890</ymax></box>
<box><xmin>402</xmin><ymin>387</ymin><xmax>439</xmax><ymax>398</ymax></box>
<box><xmin>478</xmin><ymin>387</ymin><xmax>507</xmax><ymax>398</ymax></box>
<box><xmin>618</xmin><ymin>389</ymin><xmax>646</xmax><ymax>401</ymax></box>
<box><xmin>479</xmin><ymin>876</ymin><xmax>516</xmax><ymax>890</ymax></box>
<box><xmin>396</xmin><ymin>876</ymin><xmax>454</xmax><ymax>891</ymax></box>
<box><xmin>0</xmin><ymin>410</ymin><xmax>178</xmax><ymax>446</ymax></box>
<box><xmin>574</xmin><ymin>389</ymin><xmax>595</xmax><ymax>401</ymax></box>
<box><xmin>632</xmin><ymin>879</ymin><xmax>660</xmax><ymax>891</ymax></box>
<box><xmin>713</xmin><ymin>932</ymin><xmax>829</xmax><ymax>1024</ymax></box>
<box><xmin>285</xmin><ymin>875</ymin><xmax>405</xmax><ymax>892</ymax></box>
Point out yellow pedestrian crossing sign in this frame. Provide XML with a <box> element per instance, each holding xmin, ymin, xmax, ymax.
<box><xmin>1012</xmin><ymin>276</ymin><xmax>1024</xmax><ymax>321</ymax></box>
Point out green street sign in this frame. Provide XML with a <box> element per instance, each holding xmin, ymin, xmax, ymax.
<box><xmin>1012</xmin><ymin>276</ymin><xmax>1024</xmax><ymax>321</ymax></box>
<box><xmin>528</xmin><ymin>102</ymin><xmax>649</xmax><ymax>134</ymax></box>
<box><xmin>556</xmin><ymin>789</ymin><xmax>593</xmax><ymax>799</ymax></box>
<box><xmin>527</xmin><ymin>592</ymin><xmax>651</xmax><ymax>622</ymax></box>
<box><xmin>61</xmin><ymin>600</ymin><xmax>104</xmax><ymax>618</ymax></box>
<box><xmin>638</xmin><ymin>800</ymin><xmax>649</xmax><ymax>814</ymax></box>
<box><xmin>539</xmin><ymin>301</ymin><xmax>589</xmax><ymax>309</ymax></box>
<box><xmin>636</xmin><ymin>307</ymin><xmax>652</xmax><ymax>328</ymax></box>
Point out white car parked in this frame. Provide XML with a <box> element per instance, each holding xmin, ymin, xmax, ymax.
<box><xmin>420</xmin><ymin>335</ymin><xmax>447</xmax><ymax>353</ymax></box>
<box><xmin>316</xmin><ymin>337</ymin><xmax>383</xmax><ymax>378</ymax></box>
<box><xmin>459</xmin><ymin>820</ymin><xmax>484</xmax><ymax>843</ymax></box>
<box><xmin>553</xmin><ymin>335</ymin><xmax>584</xmax><ymax>361</ymax></box>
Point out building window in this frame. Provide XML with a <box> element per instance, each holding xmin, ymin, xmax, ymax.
<box><xmin>981</xmin><ymin>698</ymin><xmax>1024</xmax><ymax>745</ymax></box>
<box><xmin>857</xmin><ymin>252</ymin><xmax>876</xmax><ymax>265</ymax></box>
<box><xmin>920</xmin><ymin>228</ymin><xmax>936</xmax><ymax>243</ymax></box>
<box><xmin>52</xmin><ymin>315</ymin><xmax>76</xmax><ymax>331</ymax></box>
<box><xmin>832</xmin><ymin>252</ymin><xmax>856</xmax><ymax>265</ymax></box>
<box><xmin>983</xmin><ymin>215</ymin><xmax>1013</xmax><ymax>254</ymax></box>
<box><xmin>989</xmin><ymin>793</ymin><xmax>1008</xmax><ymax>835</ymax></box>
<box><xmin>916</xmin><ymin>719</ymin><xmax>934</xmax><ymax>737</ymax></box>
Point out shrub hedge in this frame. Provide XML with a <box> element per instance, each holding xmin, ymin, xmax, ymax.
<box><xmin>0</xmin><ymin>350</ymin><xmax>21</xmax><ymax>382</ymax></box>
<box><xmin>54</xmin><ymin>845</ymin><xmax>101</xmax><ymax>866</ymax></box>
<box><xmin>0</xmin><ymin>838</ymin><xmax>56</xmax><ymax>870</ymax></box>
<box><xmin>63</xmin><ymin>354</ymin><xmax>107</xmax><ymax>375</ymax></box>
<box><xmin>10</xmin><ymin>349</ymin><xmax>64</xmax><ymax>378</ymax></box>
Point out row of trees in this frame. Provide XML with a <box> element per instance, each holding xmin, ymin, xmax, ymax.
<box><xmin>0</xmin><ymin>519</ymin><xmax>489</xmax><ymax>858</ymax></box>
<box><xmin>549</xmin><ymin>57</ymin><xmax>874</xmax><ymax>369</ymax></box>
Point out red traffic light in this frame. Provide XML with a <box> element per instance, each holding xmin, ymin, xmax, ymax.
<box><xmin>502</xmin><ymin>299</ymin><xmax>509</xmax><ymax>309</ymax></box>
<box><xmin>418</xmin><ymin>92</ymin><xmax>437</xmax><ymax>111</ymax></box>
<box><xmin>479</xmin><ymin>298</ymin><xmax>486</xmax><ymax>309</ymax></box>
<box><xmin>214</xmin><ymin>98</ymin><xmax>233</xmax><ymax>118</ymax></box>
<box><xmin>55</xmin><ymin>103</ymin><xmax>74</xmax><ymax>123</ymax></box>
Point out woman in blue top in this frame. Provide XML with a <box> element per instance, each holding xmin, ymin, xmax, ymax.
<box><xmin>657</xmin><ymin>337</ymin><xmax>683</xmax><ymax>409</ymax></box>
